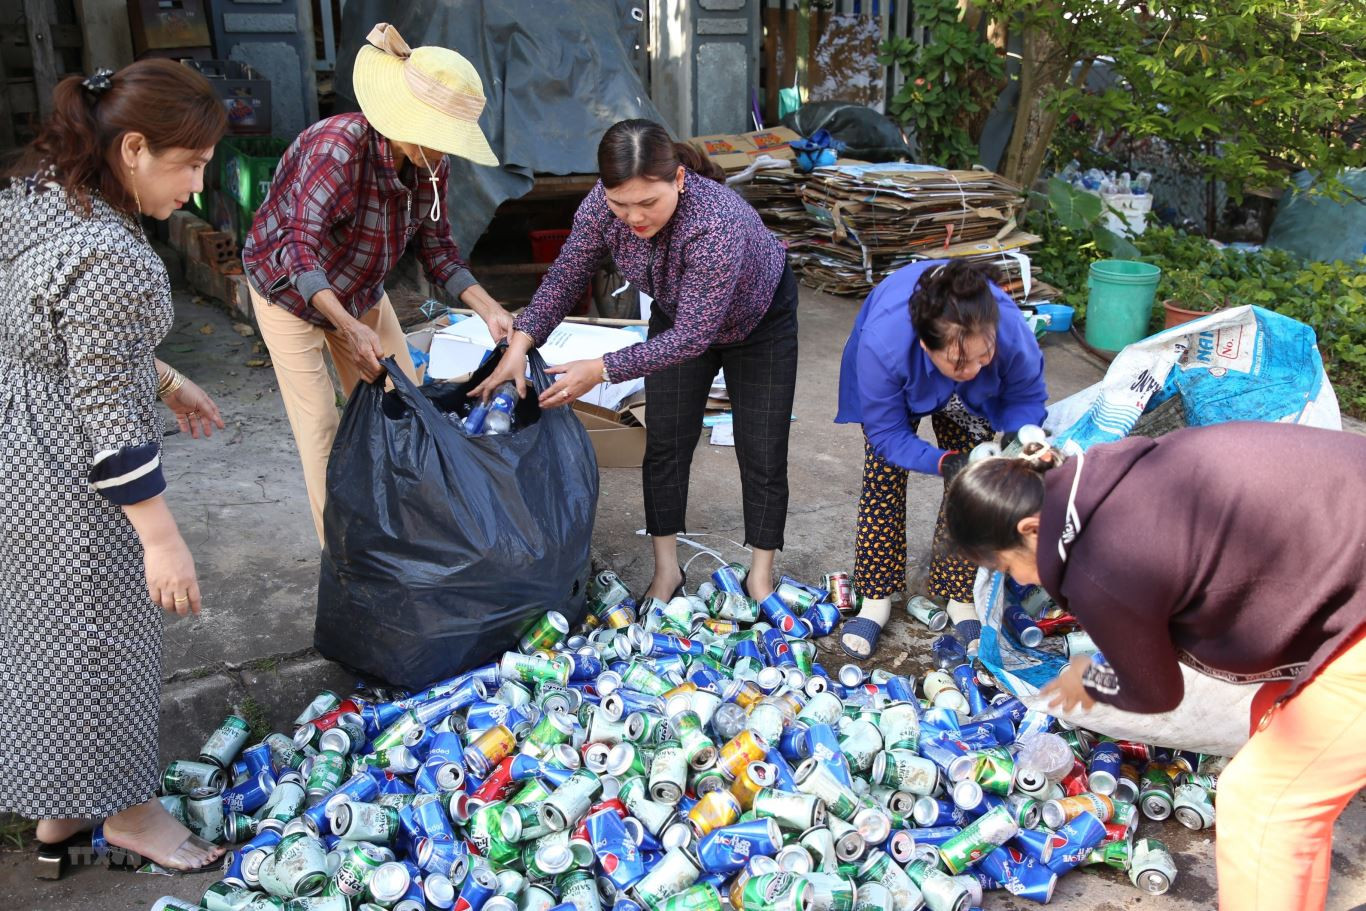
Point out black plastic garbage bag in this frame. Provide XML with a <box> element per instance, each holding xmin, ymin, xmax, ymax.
<box><xmin>316</xmin><ymin>348</ymin><xmax>598</xmax><ymax>689</ymax></box>
<box><xmin>782</xmin><ymin>101</ymin><xmax>914</xmax><ymax>162</ymax></box>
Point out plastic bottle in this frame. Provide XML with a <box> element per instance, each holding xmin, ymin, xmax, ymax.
<box><xmin>483</xmin><ymin>382</ymin><xmax>518</xmax><ymax>436</ymax></box>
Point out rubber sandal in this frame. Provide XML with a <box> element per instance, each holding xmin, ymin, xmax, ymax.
<box><xmin>33</xmin><ymin>832</ymin><xmax>90</xmax><ymax>880</ymax></box>
<box><xmin>840</xmin><ymin>616</ymin><xmax>884</xmax><ymax>660</ymax></box>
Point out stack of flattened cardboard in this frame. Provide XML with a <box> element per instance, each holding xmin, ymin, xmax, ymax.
<box><xmin>734</xmin><ymin>167</ymin><xmax>812</xmax><ymax>244</ymax></box>
<box><xmin>790</xmin><ymin>163</ymin><xmax>1041</xmax><ymax>294</ymax></box>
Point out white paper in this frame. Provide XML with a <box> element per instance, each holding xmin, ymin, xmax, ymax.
<box><xmin>709</xmin><ymin>421</ymin><xmax>735</xmax><ymax>446</ymax></box>
<box><xmin>430</xmin><ymin>318</ymin><xmax>646</xmax><ymax>411</ymax></box>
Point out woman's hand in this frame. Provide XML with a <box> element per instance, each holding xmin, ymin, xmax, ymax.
<box><xmin>163</xmin><ymin>377</ymin><xmax>226</xmax><ymax>439</ymax></box>
<box><xmin>1040</xmin><ymin>654</ymin><xmax>1097</xmax><ymax>713</ymax></box>
<box><xmin>477</xmin><ymin>303</ymin><xmax>515</xmax><ymax>343</ymax></box>
<box><xmin>470</xmin><ymin>330</ymin><xmax>534</xmax><ymax>401</ymax></box>
<box><xmin>338</xmin><ymin>318</ymin><xmax>385</xmax><ymax>382</ymax></box>
<box><xmin>461</xmin><ymin>284</ymin><xmax>515</xmax><ymax>343</ymax></box>
<box><xmin>541</xmin><ymin>358</ymin><xmax>605</xmax><ymax>410</ymax></box>
<box><xmin>144</xmin><ymin>534</ymin><xmax>200</xmax><ymax>615</ymax></box>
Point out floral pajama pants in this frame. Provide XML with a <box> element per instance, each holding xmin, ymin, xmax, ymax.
<box><xmin>853</xmin><ymin>397</ymin><xmax>995</xmax><ymax>603</ymax></box>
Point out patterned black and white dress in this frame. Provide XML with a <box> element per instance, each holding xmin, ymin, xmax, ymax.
<box><xmin>0</xmin><ymin>181</ymin><xmax>172</xmax><ymax>817</ymax></box>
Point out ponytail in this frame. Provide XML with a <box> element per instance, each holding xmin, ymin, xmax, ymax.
<box><xmin>6</xmin><ymin>59</ymin><xmax>226</xmax><ymax>215</ymax></box>
<box><xmin>597</xmin><ymin>118</ymin><xmax>725</xmax><ymax>189</ymax></box>
<box><xmin>945</xmin><ymin>441</ymin><xmax>1064</xmax><ymax>564</ymax></box>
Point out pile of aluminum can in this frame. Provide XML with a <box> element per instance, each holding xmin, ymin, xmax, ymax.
<box><xmin>144</xmin><ymin>565</ymin><xmax>1221</xmax><ymax>911</ymax></box>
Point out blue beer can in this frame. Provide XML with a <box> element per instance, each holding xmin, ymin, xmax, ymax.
<box><xmin>565</xmin><ymin>652</ymin><xmax>604</xmax><ymax>681</ymax></box>
<box><xmin>801</xmin><ymin>602</ymin><xmax>841</xmax><ymax>638</ymax></box>
<box><xmin>951</xmin><ymin>664</ymin><xmax>989</xmax><ymax>716</ymax></box>
<box><xmin>759</xmin><ymin>593</ymin><xmax>807</xmax><ymax>638</ymax></box>
<box><xmin>696</xmin><ymin>818</ymin><xmax>783</xmax><ymax>873</ymax></box>
<box><xmin>587</xmin><ymin>808</ymin><xmax>647</xmax><ymax>889</ymax></box>
<box><xmin>979</xmin><ymin>845</ymin><xmax>1058</xmax><ymax>902</ymax></box>
<box><xmin>1002</xmin><ymin>604</ymin><xmax>1045</xmax><ymax>648</ymax></box>
<box><xmin>222</xmin><ymin>768</ymin><xmax>275</xmax><ymax>815</ymax></box>
<box><xmin>1042</xmin><ymin>811</ymin><xmax>1107</xmax><ymax>875</ymax></box>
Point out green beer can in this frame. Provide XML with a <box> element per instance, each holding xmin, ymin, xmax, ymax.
<box><xmin>739</xmin><ymin>871</ymin><xmax>812</xmax><ymax>911</ymax></box>
<box><xmin>199</xmin><ymin>715</ymin><xmax>251</xmax><ymax>768</ymax></box>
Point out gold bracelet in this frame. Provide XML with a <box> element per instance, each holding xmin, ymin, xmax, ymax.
<box><xmin>156</xmin><ymin>369</ymin><xmax>173</xmax><ymax>397</ymax></box>
<box><xmin>159</xmin><ymin>368</ymin><xmax>186</xmax><ymax>399</ymax></box>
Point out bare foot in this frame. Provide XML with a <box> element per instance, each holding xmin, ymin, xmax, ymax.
<box><xmin>102</xmin><ymin>800</ymin><xmax>224</xmax><ymax>871</ymax></box>
<box><xmin>643</xmin><ymin>566</ymin><xmax>684</xmax><ymax>602</ymax></box>
<box><xmin>35</xmin><ymin>818</ymin><xmax>95</xmax><ymax>844</ymax></box>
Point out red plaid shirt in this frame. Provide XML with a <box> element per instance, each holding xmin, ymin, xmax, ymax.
<box><xmin>242</xmin><ymin>113</ymin><xmax>477</xmax><ymax>327</ymax></box>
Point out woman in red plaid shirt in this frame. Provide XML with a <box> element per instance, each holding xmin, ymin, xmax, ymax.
<box><xmin>243</xmin><ymin>23</ymin><xmax>513</xmax><ymax>546</ymax></box>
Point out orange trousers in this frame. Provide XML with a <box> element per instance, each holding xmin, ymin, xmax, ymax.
<box><xmin>1216</xmin><ymin>625</ymin><xmax>1366</xmax><ymax>910</ymax></box>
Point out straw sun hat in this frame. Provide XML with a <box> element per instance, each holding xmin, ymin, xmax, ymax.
<box><xmin>353</xmin><ymin>23</ymin><xmax>498</xmax><ymax>166</ymax></box>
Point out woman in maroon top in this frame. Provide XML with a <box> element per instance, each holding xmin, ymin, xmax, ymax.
<box><xmin>475</xmin><ymin>119</ymin><xmax>798</xmax><ymax>602</ymax></box>
<box><xmin>944</xmin><ymin>423</ymin><xmax>1366</xmax><ymax>911</ymax></box>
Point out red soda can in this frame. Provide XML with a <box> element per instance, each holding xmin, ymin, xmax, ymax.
<box><xmin>1115</xmin><ymin>741</ymin><xmax>1152</xmax><ymax>762</ymax></box>
<box><xmin>822</xmin><ymin>572</ymin><xmax>855</xmax><ymax>614</ymax></box>
<box><xmin>471</xmin><ymin>757</ymin><xmax>517</xmax><ymax>803</ymax></box>
<box><xmin>1034</xmin><ymin>614</ymin><xmax>1079</xmax><ymax>635</ymax></box>
<box><xmin>1102</xmin><ymin>821</ymin><xmax>1130</xmax><ymax>844</ymax></box>
<box><xmin>294</xmin><ymin>699</ymin><xmax>362</xmax><ymax>743</ymax></box>
<box><xmin>1061</xmin><ymin>759</ymin><xmax>1090</xmax><ymax>797</ymax></box>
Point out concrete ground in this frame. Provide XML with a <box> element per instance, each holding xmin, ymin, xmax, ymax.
<box><xmin>1</xmin><ymin>285</ymin><xmax>1363</xmax><ymax>910</ymax></box>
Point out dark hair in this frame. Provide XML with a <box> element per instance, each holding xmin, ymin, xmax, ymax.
<box><xmin>6</xmin><ymin>59</ymin><xmax>227</xmax><ymax>214</ymax></box>
<box><xmin>944</xmin><ymin>447</ymin><xmax>1061</xmax><ymax>564</ymax></box>
<box><xmin>597</xmin><ymin>118</ymin><xmax>725</xmax><ymax>189</ymax></box>
<box><xmin>910</xmin><ymin>260</ymin><xmax>1002</xmax><ymax>370</ymax></box>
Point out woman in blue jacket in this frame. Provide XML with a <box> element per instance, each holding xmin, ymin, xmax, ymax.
<box><xmin>834</xmin><ymin>259</ymin><xmax>1047</xmax><ymax>657</ymax></box>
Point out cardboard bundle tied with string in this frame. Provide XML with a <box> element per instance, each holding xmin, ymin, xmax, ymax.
<box><xmin>784</xmin><ymin>163</ymin><xmax>1056</xmax><ymax>301</ymax></box>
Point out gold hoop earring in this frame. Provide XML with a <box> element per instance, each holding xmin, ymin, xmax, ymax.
<box><xmin>128</xmin><ymin>166</ymin><xmax>143</xmax><ymax>214</ymax></box>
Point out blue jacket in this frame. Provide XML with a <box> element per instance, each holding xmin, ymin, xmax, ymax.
<box><xmin>835</xmin><ymin>260</ymin><xmax>1048</xmax><ymax>474</ymax></box>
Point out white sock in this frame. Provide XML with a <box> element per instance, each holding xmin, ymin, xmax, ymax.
<box><xmin>855</xmin><ymin>597</ymin><xmax>892</xmax><ymax>627</ymax></box>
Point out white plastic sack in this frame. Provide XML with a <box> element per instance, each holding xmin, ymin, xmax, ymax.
<box><xmin>974</xmin><ymin>570</ymin><xmax>1255</xmax><ymax>757</ymax></box>
<box><xmin>1045</xmin><ymin>305</ymin><xmax>1340</xmax><ymax>452</ymax></box>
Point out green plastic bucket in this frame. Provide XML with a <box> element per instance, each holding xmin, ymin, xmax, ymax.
<box><xmin>1085</xmin><ymin>260</ymin><xmax>1162</xmax><ymax>351</ymax></box>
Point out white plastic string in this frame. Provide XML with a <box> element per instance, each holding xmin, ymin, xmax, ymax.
<box><xmin>418</xmin><ymin>147</ymin><xmax>442</xmax><ymax>221</ymax></box>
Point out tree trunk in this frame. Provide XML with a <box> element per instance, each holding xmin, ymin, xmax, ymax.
<box><xmin>1000</xmin><ymin>15</ymin><xmax>1083</xmax><ymax>189</ymax></box>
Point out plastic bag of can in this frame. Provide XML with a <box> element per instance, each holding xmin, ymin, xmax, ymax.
<box><xmin>973</xmin><ymin>568</ymin><xmax>1255</xmax><ymax>757</ymax></box>
<box><xmin>315</xmin><ymin>348</ymin><xmax>598</xmax><ymax>688</ymax></box>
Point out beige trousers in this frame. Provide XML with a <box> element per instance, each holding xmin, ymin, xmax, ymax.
<box><xmin>251</xmin><ymin>287</ymin><xmax>417</xmax><ymax>547</ymax></box>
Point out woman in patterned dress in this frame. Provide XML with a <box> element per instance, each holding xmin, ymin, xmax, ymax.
<box><xmin>833</xmin><ymin>260</ymin><xmax>1047</xmax><ymax>658</ymax></box>
<box><xmin>0</xmin><ymin>60</ymin><xmax>227</xmax><ymax>876</ymax></box>
<box><xmin>473</xmin><ymin>119</ymin><xmax>799</xmax><ymax>605</ymax></box>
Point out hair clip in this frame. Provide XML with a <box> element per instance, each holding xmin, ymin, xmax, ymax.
<box><xmin>81</xmin><ymin>68</ymin><xmax>114</xmax><ymax>96</ymax></box>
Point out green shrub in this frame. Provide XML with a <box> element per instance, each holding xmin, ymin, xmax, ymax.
<box><xmin>1025</xmin><ymin>214</ymin><xmax>1366</xmax><ymax>417</ymax></box>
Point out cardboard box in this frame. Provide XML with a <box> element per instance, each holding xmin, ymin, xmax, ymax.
<box><xmin>688</xmin><ymin>127</ymin><xmax>800</xmax><ymax>172</ymax></box>
<box><xmin>129</xmin><ymin>0</ymin><xmax>212</xmax><ymax>57</ymax></box>
<box><xmin>573</xmin><ymin>399</ymin><xmax>647</xmax><ymax>469</ymax></box>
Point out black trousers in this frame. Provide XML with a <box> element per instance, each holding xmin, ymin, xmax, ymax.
<box><xmin>642</xmin><ymin>265</ymin><xmax>799</xmax><ymax>551</ymax></box>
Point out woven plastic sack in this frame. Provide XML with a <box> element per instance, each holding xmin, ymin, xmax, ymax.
<box><xmin>974</xmin><ymin>570</ymin><xmax>1255</xmax><ymax>756</ymax></box>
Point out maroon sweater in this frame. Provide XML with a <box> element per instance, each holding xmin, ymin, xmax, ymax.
<box><xmin>1037</xmin><ymin>422</ymin><xmax>1366</xmax><ymax>713</ymax></box>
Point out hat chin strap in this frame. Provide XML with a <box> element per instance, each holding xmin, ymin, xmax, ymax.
<box><xmin>418</xmin><ymin>147</ymin><xmax>441</xmax><ymax>222</ymax></box>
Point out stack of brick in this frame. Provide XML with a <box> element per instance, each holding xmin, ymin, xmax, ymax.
<box><xmin>169</xmin><ymin>209</ymin><xmax>252</xmax><ymax>319</ymax></box>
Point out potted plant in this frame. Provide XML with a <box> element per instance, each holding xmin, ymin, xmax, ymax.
<box><xmin>1161</xmin><ymin>269</ymin><xmax>1227</xmax><ymax>328</ymax></box>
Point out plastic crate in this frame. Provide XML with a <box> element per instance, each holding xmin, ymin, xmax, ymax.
<box><xmin>530</xmin><ymin>229</ymin><xmax>572</xmax><ymax>263</ymax></box>
<box><xmin>221</xmin><ymin>136</ymin><xmax>289</xmax><ymax>214</ymax></box>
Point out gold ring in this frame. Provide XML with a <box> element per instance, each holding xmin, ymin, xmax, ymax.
<box><xmin>174</xmin><ymin>595</ymin><xmax>189</xmax><ymax>603</ymax></box>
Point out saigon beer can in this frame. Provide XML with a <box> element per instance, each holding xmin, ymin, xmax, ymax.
<box><xmin>199</xmin><ymin>715</ymin><xmax>252</xmax><ymax>769</ymax></box>
<box><xmin>937</xmin><ymin>805</ymin><xmax>1019</xmax><ymax>874</ymax></box>
<box><xmin>905</xmin><ymin>597</ymin><xmax>949</xmax><ymax>632</ymax></box>
<box><xmin>752</xmin><ymin>787</ymin><xmax>826</xmax><ymax>831</ymax></box>
<box><xmin>330</xmin><ymin>801</ymin><xmax>399</xmax><ymax>843</ymax></box>
<box><xmin>186</xmin><ymin>786</ymin><xmax>225</xmax><ymax>844</ymax></box>
<box><xmin>856</xmin><ymin>850</ymin><xmax>919</xmax><ymax>909</ymax></box>
<box><xmin>329</xmin><ymin>840</ymin><xmax>388</xmax><ymax>899</ymax></box>
<box><xmin>1138</xmin><ymin>766</ymin><xmax>1174</xmax><ymax>820</ymax></box>
<box><xmin>632</xmin><ymin>845</ymin><xmax>702</xmax><ymax>908</ymax></box>
<box><xmin>270</xmin><ymin>831</ymin><xmax>329</xmax><ymax>897</ymax></box>
<box><xmin>540</xmin><ymin>768</ymin><xmax>602</xmax><ymax>832</ymax></box>
<box><xmin>905</xmin><ymin>858</ymin><xmax>971</xmax><ymax>911</ymax></box>
<box><xmin>872</xmin><ymin>750</ymin><xmax>939</xmax><ymax>796</ymax></box>
<box><xmin>162</xmin><ymin>759</ymin><xmax>226</xmax><ymax>795</ymax></box>
<box><xmin>1172</xmin><ymin>782</ymin><xmax>1216</xmax><ymax>830</ymax></box>
<box><xmin>739</xmin><ymin>871</ymin><xmax>812</xmax><ymax>911</ymax></box>
<box><xmin>654</xmin><ymin>884</ymin><xmax>723</xmax><ymax>911</ymax></box>
<box><xmin>1129</xmin><ymin>837</ymin><xmax>1178</xmax><ymax>894</ymax></box>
